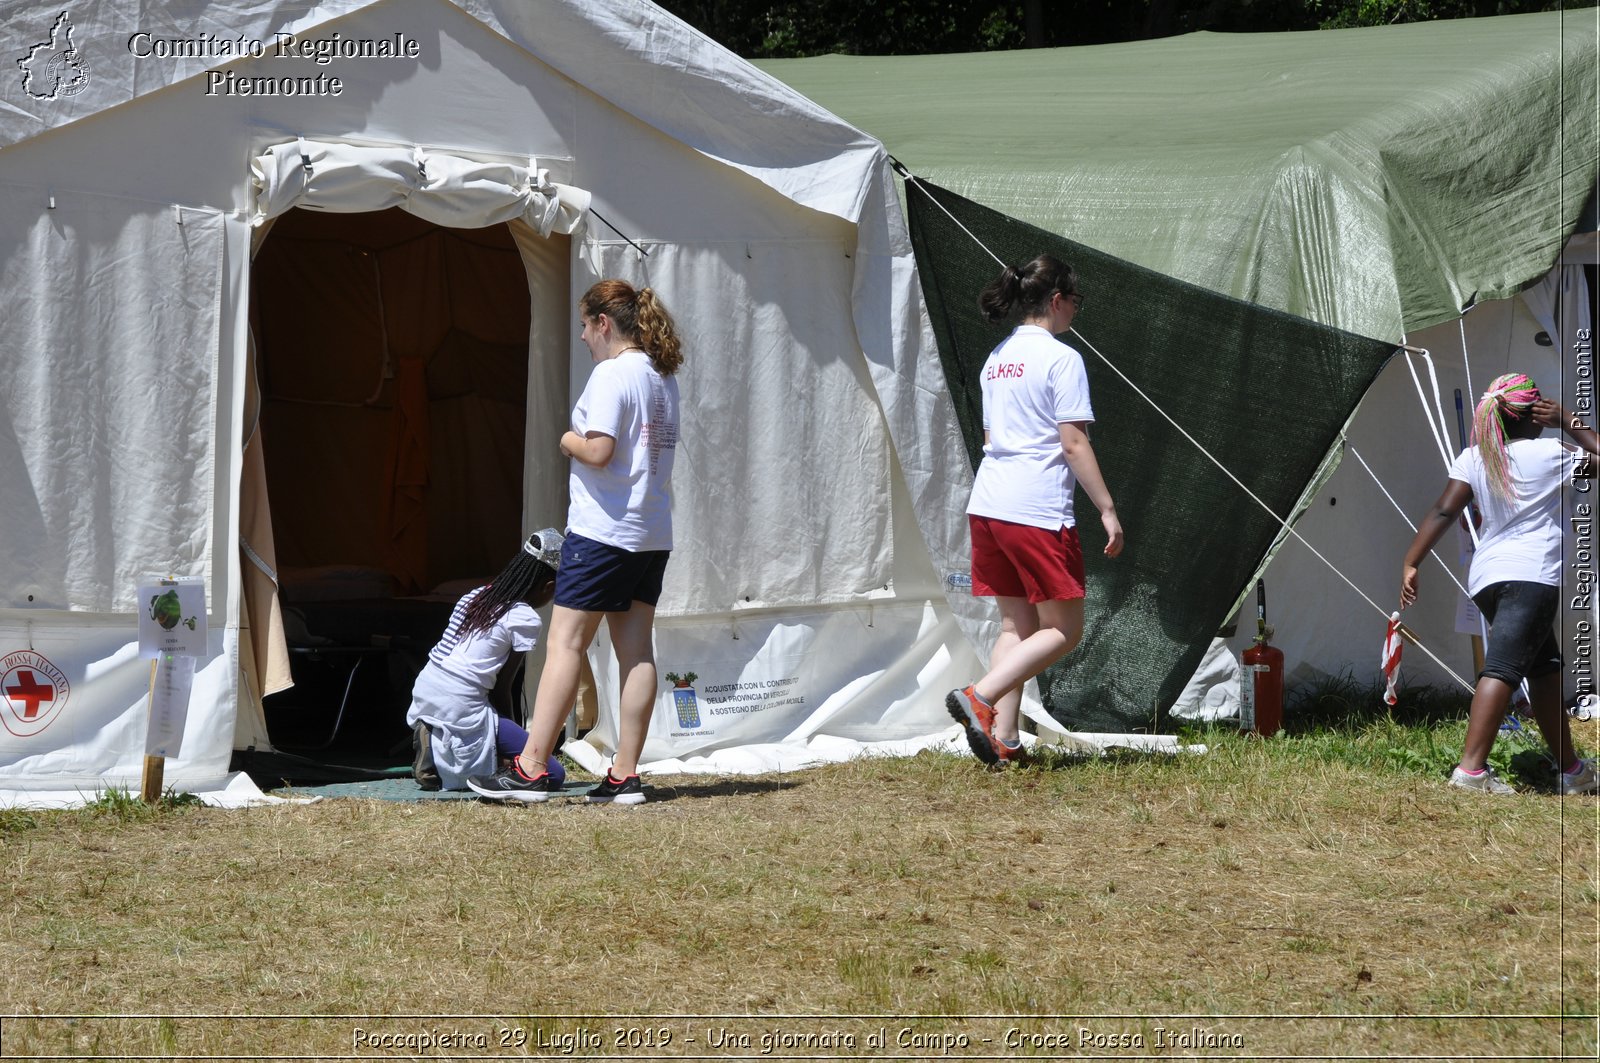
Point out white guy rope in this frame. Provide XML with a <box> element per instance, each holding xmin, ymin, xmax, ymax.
<box><xmin>905</xmin><ymin>177</ymin><xmax>1007</xmax><ymax>269</ymax></box>
<box><xmin>1403</xmin><ymin>345</ymin><xmax>1459</xmax><ymax>472</ymax></box>
<box><xmin>1347</xmin><ymin>445</ymin><xmax>1473</xmax><ymax>601</ymax></box>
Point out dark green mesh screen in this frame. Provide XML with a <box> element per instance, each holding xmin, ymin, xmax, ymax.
<box><xmin>906</xmin><ymin>179</ymin><xmax>1397</xmax><ymax>733</ymax></box>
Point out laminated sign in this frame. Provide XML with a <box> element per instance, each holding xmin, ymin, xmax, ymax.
<box><xmin>136</xmin><ymin>577</ymin><xmax>206</xmax><ymax>764</ymax></box>
<box><xmin>137</xmin><ymin>577</ymin><xmax>206</xmax><ymax>659</ymax></box>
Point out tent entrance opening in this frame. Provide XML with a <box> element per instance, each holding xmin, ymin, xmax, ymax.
<box><xmin>251</xmin><ymin>207</ymin><xmax>533</xmax><ymax>757</ymax></box>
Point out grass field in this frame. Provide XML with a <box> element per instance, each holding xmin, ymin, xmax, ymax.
<box><xmin>1</xmin><ymin>701</ymin><xmax>1597</xmax><ymax>1061</ymax></box>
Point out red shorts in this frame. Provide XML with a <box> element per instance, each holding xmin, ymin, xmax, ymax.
<box><xmin>969</xmin><ymin>514</ymin><xmax>1086</xmax><ymax>603</ymax></box>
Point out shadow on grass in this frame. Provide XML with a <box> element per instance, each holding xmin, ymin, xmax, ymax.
<box><xmin>641</xmin><ymin>778</ymin><xmax>802</xmax><ymax>802</ymax></box>
<box><xmin>1024</xmin><ymin>744</ymin><xmax>1181</xmax><ymax>772</ymax></box>
<box><xmin>1282</xmin><ymin>672</ymin><xmax>1474</xmax><ymax>734</ymax></box>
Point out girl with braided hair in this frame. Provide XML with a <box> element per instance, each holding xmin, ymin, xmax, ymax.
<box><xmin>1401</xmin><ymin>373</ymin><xmax>1600</xmax><ymax>795</ymax></box>
<box><xmin>470</xmin><ymin>280</ymin><xmax>682</xmax><ymax>805</ymax></box>
<box><xmin>407</xmin><ymin>529</ymin><xmax>567</xmax><ymax>791</ymax></box>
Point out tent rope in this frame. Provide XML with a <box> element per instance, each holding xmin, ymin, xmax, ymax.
<box><xmin>1346</xmin><ymin>444</ymin><xmax>1473</xmax><ymax>602</ymax></box>
<box><xmin>588</xmin><ymin>207</ymin><xmax>651</xmax><ymax>257</ymax></box>
<box><xmin>892</xmin><ymin>164</ymin><xmax>1476</xmax><ymax>692</ymax></box>
<box><xmin>1459</xmin><ymin>315</ymin><xmax>1476</xmax><ymax>402</ymax></box>
<box><xmin>902</xmin><ymin>173</ymin><xmax>1007</xmax><ymax>269</ymax></box>
<box><xmin>1404</xmin><ymin>346</ymin><xmax>1460</xmax><ymax>473</ymax></box>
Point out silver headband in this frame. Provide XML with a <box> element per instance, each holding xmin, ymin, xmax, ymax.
<box><xmin>522</xmin><ymin>527</ymin><xmax>564</xmax><ymax>569</ymax></box>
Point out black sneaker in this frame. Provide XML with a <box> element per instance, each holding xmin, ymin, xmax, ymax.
<box><xmin>466</xmin><ymin>759</ymin><xmax>556</xmax><ymax>803</ymax></box>
<box><xmin>412</xmin><ymin>722</ymin><xmax>441</xmax><ymax>792</ymax></box>
<box><xmin>586</xmin><ymin>772</ymin><xmax>645</xmax><ymax>805</ymax></box>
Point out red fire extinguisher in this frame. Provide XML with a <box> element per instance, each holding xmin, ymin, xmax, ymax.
<box><xmin>1240</xmin><ymin>579</ymin><xmax>1284</xmax><ymax>737</ymax></box>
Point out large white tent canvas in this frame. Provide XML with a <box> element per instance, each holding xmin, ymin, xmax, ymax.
<box><xmin>0</xmin><ymin>0</ymin><xmax>989</xmax><ymax>801</ymax></box>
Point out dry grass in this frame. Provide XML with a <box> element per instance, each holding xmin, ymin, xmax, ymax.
<box><xmin>2</xmin><ymin>721</ymin><xmax>1597</xmax><ymax>1060</ymax></box>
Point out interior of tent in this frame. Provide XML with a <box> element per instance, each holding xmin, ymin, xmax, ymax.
<box><xmin>243</xmin><ymin>207</ymin><xmax>559</xmax><ymax>762</ymax></box>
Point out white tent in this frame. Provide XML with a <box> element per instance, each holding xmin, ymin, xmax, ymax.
<box><xmin>0</xmin><ymin>0</ymin><xmax>995</xmax><ymax>801</ymax></box>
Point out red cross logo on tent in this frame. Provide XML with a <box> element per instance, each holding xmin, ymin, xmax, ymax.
<box><xmin>5</xmin><ymin>669</ymin><xmax>52</xmax><ymax>718</ymax></box>
<box><xmin>1</xmin><ymin>650</ymin><xmax>70</xmax><ymax>738</ymax></box>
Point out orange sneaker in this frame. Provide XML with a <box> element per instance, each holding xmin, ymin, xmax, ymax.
<box><xmin>993</xmin><ymin>736</ymin><xmax>1027</xmax><ymax>764</ymax></box>
<box><xmin>946</xmin><ymin>685</ymin><xmax>998</xmax><ymax>764</ymax></box>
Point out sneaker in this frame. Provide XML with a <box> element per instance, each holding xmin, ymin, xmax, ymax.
<box><xmin>1559</xmin><ymin>758</ymin><xmax>1600</xmax><ymax>796</ymax></box>
<box><xmin>412</xmin><ymin>721</ymin><xmax>441</xmax><ymax>792</ymax></box>
<box><xmin>466</xmin><ymin>758</ymin><xmax>556</xmax><ymax>803</ymax></box>
<box><xmin>586</xmin><ymin>772</ymin><xmax>645</xmax><ymax>805</ymax></box>
<box><xmin>945</xmin><ymin>685</ymin><xmax>999</xmax><ymax>765</ymax></box>
<box><xmin>1448</xmin><ymin>765</ymin><xmax>1516</xmax><ymax>795</ymax></box>
<box><xmin>994</xmin><ymin>736</ymin><xmax>1027</xmax><ymax>765</ymax></box>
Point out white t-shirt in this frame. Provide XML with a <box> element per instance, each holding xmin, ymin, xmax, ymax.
<box><xmin>408</xmin><ymin>586</ymin><xmax>541</xmax><ymax>788</ymax></box>
<box><xmin>966</xmin><ymin>325</ymin><xmax>1095</xmax><ymax>530</ymax></box>
<box><xmin>1446</xmin><ymin>436</ymin><xmax>1577</xmax><ymax>595</ymax></box>
<box><xmin>427</xmin><ymin>587</ymin><xmax>542</xmax><ymax>690</ymax></box>
<box><xmin>567</xmin><ymin>349</ymin><xmax>680</xmax><ymax>552</ymax></box>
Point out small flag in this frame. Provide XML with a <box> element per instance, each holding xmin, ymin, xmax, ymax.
<box><xmin>1382</xmin><ymin>612</ymin><xmax>1403</xmax><ymax>706</ymax></box>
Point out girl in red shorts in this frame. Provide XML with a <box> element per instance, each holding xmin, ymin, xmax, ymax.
<box><xmin>947</xmin><ymin>254</ymin><xmax>1124</xmax><ymax>764</ymax></box>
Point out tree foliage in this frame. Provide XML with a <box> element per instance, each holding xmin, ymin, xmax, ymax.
<box><xmin>655</xmin><ymin>0</ymin><xmax>1587</xmax><ymax>57</ymax></box>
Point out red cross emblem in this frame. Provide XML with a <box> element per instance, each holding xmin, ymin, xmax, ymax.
<box><xmin>4</xmin><ymin>669</ymin><xmax>52</xmax><ymax>719</ymax></box>
<box><xmin>1</xmin><ymin>651</ymin><xmax>70</xmax><ymax>738</ymax></box>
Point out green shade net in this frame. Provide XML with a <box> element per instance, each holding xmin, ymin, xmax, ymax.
<box><xmin>908</xmin><ymin>180</ymin><xmax>1398</xmax><ymax>732</ymax></box>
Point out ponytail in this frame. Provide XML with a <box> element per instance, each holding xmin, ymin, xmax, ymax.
<box><xmin>977</xmin><ymin>253</ymin><xmax>1077</xmax><ymax>324</ymax></box>
<box><xmin>978</xmin><ymin>265</ymin><xmax>1024</xmax><ymax>323</ymax></box>
<box><xmin>1472</xmin><ymin>372</ymin><xmax>1541</xmax><ymax>501</ymax></box>
<box><xmin>579</xmin><ymin>280</ymin><xmax>684</xmax><ymax>376</ymax></box>
<box><xmin>635</xmin><ymin>287</ymin><xmax>683</xmax><ymax>376</ymax></box>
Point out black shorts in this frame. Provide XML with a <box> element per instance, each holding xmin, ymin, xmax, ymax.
<box><xmin>1471</xmin><ymin>580</ymin><xmax>1563</xmax><ymax>687</ymax></box>
<box><xmin>554</xmin><ymin>532</ymin><xmax>670</xmax><ymax>612</ymax></box>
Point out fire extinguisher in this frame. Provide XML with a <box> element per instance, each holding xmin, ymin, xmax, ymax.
<box><xmin>1240</xmin><ymin>579</ymin><xmax>1284</xmax><ymax>737</ymax></box>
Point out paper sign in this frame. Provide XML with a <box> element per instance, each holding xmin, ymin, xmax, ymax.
<box><xmin>145</xmin><ymin>653</ymin><xmax>195</xmax><ymax>757</ymax></box>
<box><xmin>137</xmin><ymin>577</ymin><xmax>206</xmax><ymax>658</ymax></box>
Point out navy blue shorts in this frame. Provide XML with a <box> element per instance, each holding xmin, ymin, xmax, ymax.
<box><xmin>1471</xmin><ymin>580</ymin><xmax>1563</xmax><ymax>687</ymax></box>
<box><xmin>554</xmin><ymin>532</ymin><xmax>670</xmax><ymax>612</ymax></box>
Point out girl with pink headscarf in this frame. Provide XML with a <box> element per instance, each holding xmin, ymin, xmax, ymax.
<box><xmin>1401</xmin><ymin>373</ymin><xmax>1600</xmax><ymax>795</ymax></box>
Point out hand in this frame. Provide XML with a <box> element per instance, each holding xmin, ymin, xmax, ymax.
<box><xmin>1530</xmin><ymin>398</ymin><xmax>1564</xmax><ymax>429</ymax></box>
<box><xmin>1400</xmin><ymin>564</ymin><xmax>1420</xmax><ymax>609</ymax></box>
<box><xmin>559</xmin><ymin>430</ymin><xmax>579</xmax><ymax>458</ymax></box>
<box><xmin>1101</xmin><ymin>510</ymin><xmax>1124</xmax><ymax>558</ymax></box>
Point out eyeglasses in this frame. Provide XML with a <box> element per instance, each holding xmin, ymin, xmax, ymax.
<box><xmin>1059</xmin><ymin>291</ymin><xmax>1085</xmax><ymax>310</ymax></box>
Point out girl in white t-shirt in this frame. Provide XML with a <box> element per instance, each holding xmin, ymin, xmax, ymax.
<box><xmin>947</xmin><ymin>253</ymin><xmax>1125</xmax><ymax>765</ymax></box>
<box><xmin>1401</xmin><ymin>373</ymin><xmax>1599</xmax><ymax>795</ymax></box>
<box><xmin>408</xmin><ymin>530</ymin><xmax>566</xmax><ymax>791</ymax></box>
<box><xmin>470</xmin><ymin>281</ymin><xmax>683</xmax><ymax>805</ymax></box>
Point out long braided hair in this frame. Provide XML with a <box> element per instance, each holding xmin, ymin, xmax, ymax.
<box><xmin>454</xmin><ymin>537</ymin><xmax>558</xmax><ymax>642</ymax></box>
<box><xmin>1472</xmin><ymin>372</ymin><xmax>1542</xmax><ymax>502</ymax></box>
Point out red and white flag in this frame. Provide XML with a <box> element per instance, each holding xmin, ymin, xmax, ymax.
<box><xmin>1382</xmin><ymin>612</ymin><xmax>1403</xmax><ymax>706</ymax></box>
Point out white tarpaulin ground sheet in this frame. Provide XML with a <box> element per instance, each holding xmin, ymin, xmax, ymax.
<box><xmin>0</xmin><ymin>771</ymin><xmax>289</xmax><ymax>810</ymax></box>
